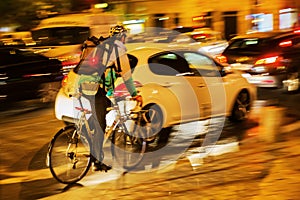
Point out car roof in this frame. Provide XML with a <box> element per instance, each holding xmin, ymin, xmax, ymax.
<box><xmin>125</xmin><ymin>42</ymin><xmax>197</xmax><ymax>54</ymax></box>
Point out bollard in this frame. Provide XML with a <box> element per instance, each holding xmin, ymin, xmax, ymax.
<box><xmin>259</xmin><ymin>106</ymin><xmax>285</xmax><ymax>143</ymax></box>
<box><xmin>249</xmin><ymin>100</ymin><xmax>268</xmax><ymax>122</ymax></box>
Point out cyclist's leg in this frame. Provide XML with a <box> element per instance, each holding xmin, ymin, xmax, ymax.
<box><xmin>91</xmin><ymin>90</ymin><xmax>112</xmax><ymax>171</ymax></box>
<box><xmin>87</xmin><ymin>115</ymin><xmax>103</xmax><ymax>162</ymax></box>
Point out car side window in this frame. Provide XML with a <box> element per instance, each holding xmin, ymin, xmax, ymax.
<box><xmin>183</xmin><ymin>52</ymin><xmax>220</xmax><ymax>77</ymax></box>
<box><xmin>148</xmin><ymin>52</ymin><xmax>191</xmax><ymax>76</ymax></box>
<box><xmin>128</xmin><ymin>54</ymin><xmax>138</xmax><ymax>71</ymax></box>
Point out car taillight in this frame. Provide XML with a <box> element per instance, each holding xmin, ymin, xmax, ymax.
<box><xmin>262</xmin><ymin>80</ymin><xmax>275</xmax><ymax>83</ymax></box>
<box><xmin>255</xmin><ymin>56</ymin><xmax>279</xmax><ymax>65</ymax></box>
<box><xmin>294</xmin><ymin>29</ymin><xmax>300</xmax><ymax>34</ymax></box>
<box><xmin>61</xmin><ymin>75</ymin><xmax>68</xmax><ymax>87</ymax></box>
<box><xmin>192</xmin><ymin>33</ymin><xmax>210</xmax><ymax>40</ymax></box>
<box><xmin>215</xmin><ymin>55</ymin><xmax>227</xmax><ymax>63</ymax></box>
<box><xmin>279</xmin><ymin>40</ymin><xmax>292</xmax><ymax>47</ymax></box>
<box><xmin>60</xmin><ymin>52</ymin><xmax>81</xmax><ymax>74</ymax></box>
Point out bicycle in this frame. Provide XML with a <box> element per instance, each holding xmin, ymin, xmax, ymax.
<box><xmin>46</xmin><ymin>91</ymin><xmax>154</xmax><ymax>184</ymax></box>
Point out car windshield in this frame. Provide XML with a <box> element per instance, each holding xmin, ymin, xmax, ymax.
<box><xmin>31</xmin><ymin>27</ymin><xmax>90</xmax><ymax>46</ymax></box>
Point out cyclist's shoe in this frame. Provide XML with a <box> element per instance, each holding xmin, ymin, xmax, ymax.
<box><xmin>93</xmin><ymin>161</ymin><xmax>112</xmax><ymax>172</ymax></box>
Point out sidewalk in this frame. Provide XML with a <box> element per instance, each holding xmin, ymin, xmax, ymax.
<box><xmin>42</xmin><ymin>109</ymin><xmax>300</xmax><ymax>200</ymax></box>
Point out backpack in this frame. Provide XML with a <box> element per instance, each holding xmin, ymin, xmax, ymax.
<box><xmin>77</xmin><ymin>36</ymin><xmax>121</xmax><ymax>94</ymax></box>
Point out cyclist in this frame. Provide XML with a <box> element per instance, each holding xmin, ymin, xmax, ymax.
<box><xmin>77</xmin><ymin>25</ymin><xmax>143</xmax><ymax>172</ymax></box>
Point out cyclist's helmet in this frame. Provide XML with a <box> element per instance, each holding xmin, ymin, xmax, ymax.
<box><xmin>110</xmin><ymin>25</ymin><xmax>127</xmax><ymax>39</ymax></box>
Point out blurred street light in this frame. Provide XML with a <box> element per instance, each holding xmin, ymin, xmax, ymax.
<box><xmin>94</xmin><ymin>3</ymin><xmax>108</xmax><ymax>9</ymax></box>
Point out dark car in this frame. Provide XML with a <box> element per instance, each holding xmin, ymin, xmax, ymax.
<box><xmin>217</xmin><ymin>30</ymin><xmax>300</xmax><ymax>88</ymax></box>
<box><xmin>0</xmin><ymin>47</ymin><xmax>64</xmax><ymax>106</ymax></box>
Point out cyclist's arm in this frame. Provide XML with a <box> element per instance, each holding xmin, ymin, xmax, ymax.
<box><xmin>118</xmin><ymin>52</ymin><xmax>137</xmax><ymax>97</ymax></box>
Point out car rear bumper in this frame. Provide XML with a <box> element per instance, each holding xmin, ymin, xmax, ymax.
<box><xmin>54</xmin><ymin>88</ymin><xmax>89</xmax><ymax>123</ymax></box>
<box><xmin>241</xmin><ymin>73</ymin><xmax>285</xmax><ymax>88</ymax></box>
<box><xmin>54</xmin><ymin>88</ymin><xmax>134</xmax><ymax>127</ymax></box>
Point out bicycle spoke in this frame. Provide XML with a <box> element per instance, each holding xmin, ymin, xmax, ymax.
<box><xmin>48</xmin><ymin>126</ymin><xmax>91</xmax><ymax>184</ymax></box>
<box><xmin>112</xmin><ymin>127</ymin><xmax>146</xmax><ymax>170</ymax></box>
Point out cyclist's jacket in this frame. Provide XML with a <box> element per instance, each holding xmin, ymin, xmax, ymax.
<box><xmin>76</xmin><ymin>37</ymin><xmax>137</xmax><ymax>97</ymax></box>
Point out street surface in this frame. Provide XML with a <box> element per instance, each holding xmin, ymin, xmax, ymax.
<box><xmin>0</xmin><ymin>88</ymin><xmax>299</xmax><ymax>199</ymax></box>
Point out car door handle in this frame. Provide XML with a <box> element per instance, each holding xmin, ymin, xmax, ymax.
<box><xmin>161</xmin><ymin>82</ymin><xmax>177</xmax><ymax>87</ymax></box>
<box><xmin>197</xmin><ymin>83</ymin><xmax>206</xmax><ymax>88</ymax></box>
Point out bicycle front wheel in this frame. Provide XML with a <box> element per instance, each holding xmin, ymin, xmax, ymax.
<box><xmin>48</xmin><ymin>125</ymin><xmax>91</xmax><ymax>184</ymax></box>
<box><xmin>111</xmin><ymin>125</ymin><xmax>146</xmax><ymax>170</ymax></box>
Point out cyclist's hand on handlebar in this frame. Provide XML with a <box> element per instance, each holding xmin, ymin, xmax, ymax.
<box><xmin>132</xmin><ymin>94</ymin><xmax>143</xmax><ymax>107</ymax></box>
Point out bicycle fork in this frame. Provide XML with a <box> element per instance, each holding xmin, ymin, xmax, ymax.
<box><xmin>65</xmin><ymin>128</ymin><xmax>80</xmax><ymax>169</ymax></box>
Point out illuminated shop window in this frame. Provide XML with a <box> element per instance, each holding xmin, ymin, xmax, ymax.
<box><xmin>279</xmin><ymin>8</ymin><xmax>298</xmax><ymax>30</ymax></box>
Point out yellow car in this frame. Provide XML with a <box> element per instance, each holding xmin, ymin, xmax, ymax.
<box><xmin>55</xmin><ymin>43</ymin><xmax>256</xmax><ymax>133</ymax></box>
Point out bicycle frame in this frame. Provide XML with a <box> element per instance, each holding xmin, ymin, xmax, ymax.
<box><xmin>74</xmin><ymin>94</ymin><xmax>134</xmax><ymax>146</ymax></box>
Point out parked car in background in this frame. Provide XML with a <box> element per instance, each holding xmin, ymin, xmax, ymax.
<box><xmin>171</xmin><ymin>28</ymin><xmax>229</xmax><ymax>57</ymax></box>
<box><xmin>216</xmin><ymin>30</ymin><xmax>300</xmax><ymax>89</ymax></box>
<box><xmin>173</xmin><ymin>26</ymin><xmax>197</xmax><ymax>34</ymax></box>
<box><xmin>0</xmin><ymin>31</ymin><xmax>35</xmax><ymax>47</ymax></box>
<box><xmin>0</xmin><ymin>47</ymin><xmax>64</xmax><ymax>106</ymax></box>
<box><xmin>127</xmin><ymin>28</ymin><xmax>228</xmax><ymax>57</ymax></box>
<box><xmin>29</xmin><ymin>12</ymin><xmax>120</xmax><ymax>74</ymax></box>
<box><xmin>55</xmin><ymin>43</ymin><xmax>256</xmax><ymax>135</ymax></box>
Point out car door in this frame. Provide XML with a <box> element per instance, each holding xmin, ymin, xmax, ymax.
<box><xmin>148</xmin><ymin>51</ymin><xmax>211</xmax><ymax>120</ymax></box>
<box><xmin>182</xmin><ymin>52</ymin><xmax>228</xmax><ymax>117</ymax></box>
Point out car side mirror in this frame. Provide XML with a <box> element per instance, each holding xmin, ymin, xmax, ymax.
<box><xmin>220</xmin><ymin>66</ymin><xmax>233</xmax><ymax>77</ymax></box>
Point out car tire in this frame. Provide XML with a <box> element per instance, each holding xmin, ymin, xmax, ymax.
<box><xmin>229</xmin><ymin>91</ymin><xmax>251</xmax><ymax>122</ymax></box>
<box><xmin>141</xmin><ymin>104</ymin><xmax>171</xmax><ymax>149</ymax></box>
<box><xmin>143</xmin><ymin>104</ymin><xmax>164</xmax><ymax>138</ymax></box>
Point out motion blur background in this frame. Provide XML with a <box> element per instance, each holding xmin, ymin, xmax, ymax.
<box><xmin>1</xmin><ymin>0</ymin><xmax>300</xmax><ymax>40</ymax></box>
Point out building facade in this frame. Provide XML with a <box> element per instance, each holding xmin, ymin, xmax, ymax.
<box><xmin>110</xmin><ymin>0</ymin><xmax>300</xmax><ymax>39</ymax></box>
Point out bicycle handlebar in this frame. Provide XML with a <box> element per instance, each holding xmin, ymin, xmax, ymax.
<box><xmin>69</xmin><ymin>92</ymin><xmax>142</xmax><ymax>111</ymax></box>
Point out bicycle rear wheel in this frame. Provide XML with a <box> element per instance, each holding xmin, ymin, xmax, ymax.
<box><xmin>48</xmin><ymin>125</ymin><xmax>91</xmax><ymax>184</ymax></box>
<box><xmin>111</xmin><ymin>125</ymin><xmax>146</xmax><ymax>170</ymax></box>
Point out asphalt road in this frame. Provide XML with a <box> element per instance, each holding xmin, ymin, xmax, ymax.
<box><xmin>0</xmin><ymin>88</ymin><xmax>299</xmax><ymax>200</ymax></box>
<box><xmin>0</xmin><ymin>105</ymin><xmax>258</xmax><ymax>199</ymax></box>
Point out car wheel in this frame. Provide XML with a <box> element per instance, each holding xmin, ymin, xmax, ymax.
<box><xmin>229</xmin><ymin>91</ymin><xmax>251</xmax><ymax>122</ymax></box>
<box><xmin>143</xmin><ymin>104</ymin><xmax>163</xmax><ymax>139</ymax></box>
<box><xmin>140</xmin><ymin>104</ymin><xmax>171</xmax><ymax>148</ymax></box>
